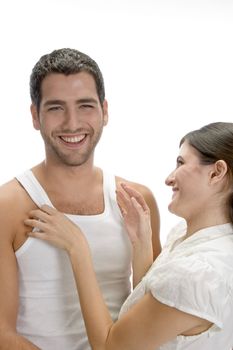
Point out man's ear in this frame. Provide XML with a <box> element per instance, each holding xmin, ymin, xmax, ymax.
<box><xmin>31</xmin><ymin>104</ymin><xmax>40</xmax><ymax>130</ymax></box>
<box><xmin>210</xmin><ymin>160</ymin><xmax>228</xmax><ymax>184</ymax></box>
<box><xmin>102</xmin><ymin>99</ymin><xmax>108</xmax><ymax>126</ymax></box>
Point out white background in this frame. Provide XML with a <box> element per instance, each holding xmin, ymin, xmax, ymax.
<box><xmin>0</xmin><ymin>0</ymin><xmax>232</xmax><ymax>243</ymax></box>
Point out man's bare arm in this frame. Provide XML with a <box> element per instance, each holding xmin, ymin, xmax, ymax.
<box><xmin>0</xmin><ymin>186</ymin><xmax>40</xmax><ymax>349</ymax></box>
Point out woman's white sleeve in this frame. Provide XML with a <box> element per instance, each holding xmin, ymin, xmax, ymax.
<box><xmin>146</xmin><ymin>256</ymin><xmax>227</xmax><ymax>329</ymax></box>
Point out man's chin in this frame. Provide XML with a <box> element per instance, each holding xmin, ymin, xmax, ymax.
<box><xmin>54</xmin><ymin>152</ymin><xmax>91</xmax><ymax>167</ymax></box>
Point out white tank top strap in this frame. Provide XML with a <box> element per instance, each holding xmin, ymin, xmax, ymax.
<box><xmin>103</xmin><ymin>171</ymin><xmax>122</xmax><ymax>218</ymax></box>
<box><xmin>16</xmin><ymin>169</ymin><xmax>121</xmax><ymax>218</ymax></box>
<box><xmin>102</xmin><ymin>171</ymin><xmax>116</xmax><ymax>203</ymax></box>
<box><xmin>15</xmin><ymin>169</ymin><xmax>53</xmax><ymax>208</ymax></box>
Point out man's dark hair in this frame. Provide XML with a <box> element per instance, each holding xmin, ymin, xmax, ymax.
<box><xmin>30</xmin><ymin>48</ymin><xmax>105</xmax><ymax>111</ymax></box>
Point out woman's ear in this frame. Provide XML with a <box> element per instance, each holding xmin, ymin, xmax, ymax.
<box><xmin>210</xmin><ymin>160</ymin><xmax>228</xmax><ymax>184</ymax></box>
<box><xmin>31</xmin><ymin>104</ymin><xmax>40</xmax><ymax>130</ymax></box>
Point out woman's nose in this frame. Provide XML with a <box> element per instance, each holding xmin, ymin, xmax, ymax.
<box><xmin>165</xmin><ymin>170</ymin><xmax>175</xmax><ymax>186</ymax></box>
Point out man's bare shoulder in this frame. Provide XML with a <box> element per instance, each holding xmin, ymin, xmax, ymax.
<box><xmin>0</xmin><ymin>178</ymin><xmax>27</xmax><ymax>207</ymax></box>
<box><xmin>0</xmin><ymin>178</ymin><xmax>36</xmax><ymax>244</ymax></box>
<box><xmin>115</xmin><ymin>176</ymin><xmax>155</xmax><ymax>199</ymax></box>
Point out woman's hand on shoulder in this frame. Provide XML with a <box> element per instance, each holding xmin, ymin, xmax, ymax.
<box><xmin>24</xmin><ymin>205</ymin><xmax>85</xmax><ymax>254</ymax></box>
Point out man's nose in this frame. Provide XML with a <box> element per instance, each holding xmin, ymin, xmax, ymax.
<box><xmin>64</xmin><ymin>108</ymin><xmax>81</xmax><ymax>130</ymax></box>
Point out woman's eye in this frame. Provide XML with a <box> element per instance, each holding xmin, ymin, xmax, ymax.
<box><xmin>176</xmin><ymin>159</ymin><xmax>184</xmax><ymax>167</ymax></box>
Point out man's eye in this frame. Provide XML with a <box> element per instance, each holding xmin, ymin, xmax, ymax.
<box><xmin>48</xmin><ymin>106</ymin><xmax>62</xmax><ymax>111</ymax></box>
<box><xmin>81</xmin><ymin>104</ymin><xmax>94</xmax><ymax>109</ymax></box>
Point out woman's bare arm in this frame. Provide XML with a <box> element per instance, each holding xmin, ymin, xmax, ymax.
<box><xmin>25</xmin><ymin>204</ymin><xmax>210</xmax><ymax>350</ymax></box>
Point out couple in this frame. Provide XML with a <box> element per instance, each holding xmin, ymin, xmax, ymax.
<box><xmin>26</xmin><ymin>121</ymin><xmax>233</xmax><ymax>349</ymax></box>
<box><xmin>0</xmin><ymin>47</ymin><xmax>232</xmax><ymax>349</ymax></box>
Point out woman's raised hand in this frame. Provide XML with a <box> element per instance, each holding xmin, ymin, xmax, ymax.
<box><xmin>116</xmin><ymin>183</ymin><xmax>152</xmax><ymax>248</ymax></box>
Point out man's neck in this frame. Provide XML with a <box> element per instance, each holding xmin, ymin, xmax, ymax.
<box><xmin>32</xmin><ymin>160</ymin><xmax>100</xmax><ymax>193</ymax></box>
<box><xmin>31</xmin><ymin>160</ymin><xmax>104</xmax><ymax>215</ymax></box>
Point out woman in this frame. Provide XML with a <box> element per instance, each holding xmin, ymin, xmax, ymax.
<box><xmin>25</xmin><ymin>122</ymin><xmax>233</xmax><ymax>349</ymax></box>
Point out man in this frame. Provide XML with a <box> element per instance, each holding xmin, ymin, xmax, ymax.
<box><xmin>0</xmin><ymin>48</ymin><xmax>160</xmax><ymax>349</ymax></box>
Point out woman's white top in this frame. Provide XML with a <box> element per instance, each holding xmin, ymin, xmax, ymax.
<box><xmin>119</xmin><ymin>221</ymin><xmax>233</xmax><ymax>349</ymax></box>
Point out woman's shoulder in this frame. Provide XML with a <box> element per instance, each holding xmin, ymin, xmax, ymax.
<box><xmin>162</xmin><ymin>220</ymin><xmax>187</xmax><ymax>248</ymax></box>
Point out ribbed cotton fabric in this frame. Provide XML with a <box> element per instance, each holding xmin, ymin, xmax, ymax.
<box><xmin>15</xmin><ymin>169</ymin><xmax>132</xmax><ymax>350</ymax></box>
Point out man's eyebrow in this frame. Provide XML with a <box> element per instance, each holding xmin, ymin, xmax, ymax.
<box><xmin>76</xmin><ymin>98</ymin><xmax>98</xmax><ymax>104</ymax></box>
<box><xmin>43</xmin><ymin>98</ymin><xmax>99</xmax><ymax>107</ymax></box>
<box><xmin>43</xmin><ymin>99</ymin><xmax>65</xmax><ymax>107</ymax></box>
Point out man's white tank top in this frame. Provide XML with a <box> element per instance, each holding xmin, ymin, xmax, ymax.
<box><xmin>15</xmin><ymin>170</ymin><xmax>132</xmax><ymax>350</ymax></box>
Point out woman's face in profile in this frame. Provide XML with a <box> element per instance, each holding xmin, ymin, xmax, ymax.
<box><xmin>165</xmin><ymin>140</ymin><xmax>214</xmax><ymax>220</ymax></box>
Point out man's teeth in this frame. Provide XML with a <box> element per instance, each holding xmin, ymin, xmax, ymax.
<box><xmin>61</xmin><ymin>135</ymin><xmax>86</xmax><ymax>143</ymax></box>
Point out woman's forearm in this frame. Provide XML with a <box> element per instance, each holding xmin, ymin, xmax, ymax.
<box><xmin>132</xmin><ymin>241</ymin><xmax>153</xmax><ymax>287</ymax></box>
<box><xmin>0</xmin><ymin>331</ymin><xmax>41</xmax><ymax>350</ymax></box>
<box><xmin>68</xmin><ymin>240</ymin><xmax>113</xmax><ymax>350</ymax></box>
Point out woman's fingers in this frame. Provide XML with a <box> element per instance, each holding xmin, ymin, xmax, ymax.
<box><xmin>116</xmin><ymin>186</ymin><xmax>146</xmax><ymax>217</ymax></box>
<box><xmin>28</xmin><ymin>209</ymin><xmax>51</xmax><ymax>222</ymax></box>
<box><xmin>120</xmin><ymin>183</ymin><xmax>149</xmax><ymax>212</ymax></box>
<box><xmin>24</xmin><ymin>218</ymin><xmax>47</xmax><ymax>230</ymax></box>
<box><xmin>116</xmin><ymin>190</ymin><xmax>128</xmax><ymax>207</ymax></box>
<box><xmin>131</xmin><ymin>197</ymin><xmax>144</xmax><ymax>215</ymax></box>
<box><xmin>27</xmin><ymin>205</ymin><xmax>60</xmax><ymax>225</ymax></box>
<box><xmin>24</xmin><ymin>205</ymin><xmax>86</xmax><ymax>253</ymax></box>
<box><xmin>25</xmin><ymin>205</ymin><xmax>60</xmax><ymax>232</ymax></box>
<box><xmin>116</xmin><ymin>187</ymin><xmax>131</xmax><ymax>205</ymax></box>
<box><xmin>28</xmin><ymin>230</ymin><xmax>49</xmax><ymax>240</ymax></box>
<box><xmin>40</xmin><ymin>204</ymin><xmax>57</xmax><ymax>215</ymax></box>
